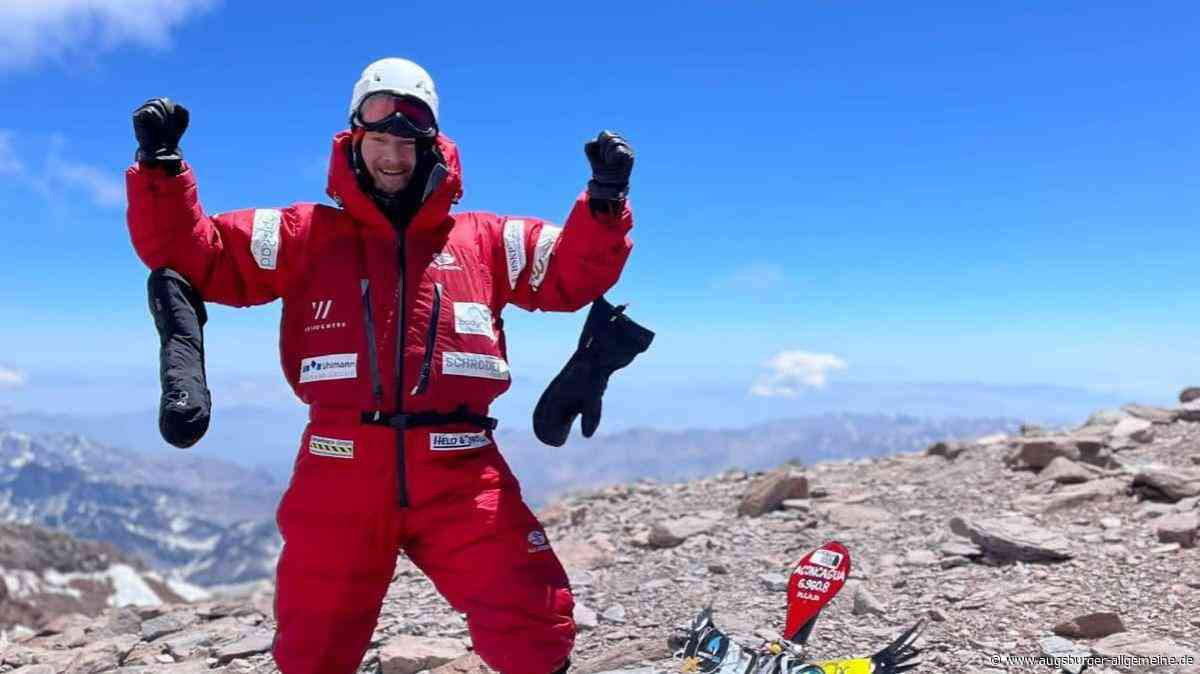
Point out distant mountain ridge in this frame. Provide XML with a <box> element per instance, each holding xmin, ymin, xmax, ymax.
<box><xmin>0</xmin><ymin>411</ymin><xmax>1017</xmax><ymax>593</ymax></box>
<box><xmin>498</xmin><ymin>412</ymin><xmax>1019</xmax><ymax>504</ymax></box>
<box><xmin>0</xmin><ymin>377</ymin><xmax>1128</xmax><ymax>479</ymax></box>
<box><xmin>0</xmin><ymin>430</ymin><xmax>281</xmax><ymax>589</ymax></box>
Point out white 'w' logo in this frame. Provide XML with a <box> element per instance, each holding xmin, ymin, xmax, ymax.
<box><xmin>312</xmin><ymin>300</ymin><xmax>333</xmax><ymax>320</ymax></box>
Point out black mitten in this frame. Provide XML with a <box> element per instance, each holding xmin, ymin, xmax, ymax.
<box><xmin>132</xmin><ymin>97</ymin><xmax>189</xmax><ymax>175</ymax></box>
<box><xmin>533</xmin><ymin>296</ymin><xmax>654</xmax><ymax>447</ymax></box>
<box><xmin>584</xmin><ymin>130</ymin><xmax>634</xmax><ymax>217</ymax></box>
<box><xmin>148</xmin><ymin>268</ymin><xmax>211</xmax><ymax>448</ymax></box>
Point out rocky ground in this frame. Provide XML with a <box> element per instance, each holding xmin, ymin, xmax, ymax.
<box><xmin>3</xmin><ymin>396</ymin><xmax>1200</xmax><ymax>674</ymax></box>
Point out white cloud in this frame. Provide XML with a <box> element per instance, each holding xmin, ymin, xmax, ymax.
<box><xmin>0</xmin><ymin>365</ymin><xmax>28</xmax><ymax>388</ymax></box>
<box><xmin>0</xmin><ymin>132</ymin><xmax>23</xmax><ymax>174</ymax></box>
<box><xmin>751</xmin><ymin>350</ymin><xmax>847</xmax><ymax>397</ymax></box>
<box><xmin>1</xmin><ymin>130</ymin><xmax>125</xmax><ymax>209</ymax></box>
<box><xmin>712</xmin><ymin>262</ymin><xmax>787</xmax><ymax>292</ymax></box>
<box><xmin>49</xmin><ymin>160</ymin><xmax>126</xmax><ymax>208</ymax></box>
<box><xmin>0</xmin><ymin>0</ymin><xmax>217</xmax><ymax>72</ymax></box>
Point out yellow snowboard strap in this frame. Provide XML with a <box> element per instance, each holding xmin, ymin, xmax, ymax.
<box><xmin>812</xmin><ymin>657</ymin><xmax>875</xmax><ymax>674</ymax></box>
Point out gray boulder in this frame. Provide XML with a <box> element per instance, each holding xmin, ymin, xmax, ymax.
<box><xmin>949</xmin><ymin>515</ymin><xmax>1074</xmax><ymax>562</ymax></box>
<box><xmin>1132</xmin><ymin>468</ymin><xmax>1200</xmax><ymax>502</ymax></box>
<box><xmin>738</xmin><ymin>469</ymin><xmax>809</xmax><ymax>517</ymax></box>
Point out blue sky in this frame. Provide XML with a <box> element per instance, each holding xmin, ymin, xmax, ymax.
<box><xmin>1</xmin><ymin>1</ymin><xmax>1198</xmax><ymax>427</ymax></box>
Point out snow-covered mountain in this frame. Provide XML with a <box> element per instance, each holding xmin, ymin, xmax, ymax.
<box><xmin>0</xmin><ymin>430</ymin><xmax>282</xmax><ymax>589</ymax></box>
<box><xmin>0</xmin><ymin>520</ymin><xmax>209</xmax><ymax>634</ymax></box>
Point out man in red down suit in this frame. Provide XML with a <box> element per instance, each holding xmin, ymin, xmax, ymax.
<box><xmin>126</xmin><ymin>57</ymin><xmax>635</xmax><ymax>674</ymax></box>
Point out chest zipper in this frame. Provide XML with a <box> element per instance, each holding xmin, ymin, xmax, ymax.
<box><xmin>394</xmin><ymin>240</ymin><xmax>409</xmax><ymax>508</ymax></box>
<box><xmin>360</xmin><ymin>279</ymin><xmax>384</xmax><ymax>407</ymax></box>
<box><xmin>411</xmin><ymin>282</ymin><xmax>443</xmax><ymax>396</ymax></box>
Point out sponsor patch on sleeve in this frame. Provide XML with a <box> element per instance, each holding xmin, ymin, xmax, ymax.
<box><xmin>251</xmin><ymin>208</ymin><xmax>281</xmax><ymax>270</ymax></box>
<box><xmin>442</xmin><ymin>352</ymin><xmax>510</xmax><ymax>381</ymax></box>
<box><xmin>529</xmin><ymin>224</ymin><xmax>561</xmax><ymax>292</ymax></box>
<box><xmin>299</xmin><ymin>353</ymin><xmax>358</xmax><ymax>383</ymax></box>
<box><xmin>453</xmin><ymin>302</ymin><xmax>495</xmax><ymax>340</ymax></box>
<box><xmin>309</xmin><ymin>435</ymin><xmax>354</xmax><ymax>458</ymax></box>
<box><xmin>430</xmin><ymin>432</ymin><xmax>492</xmax><ymax>451</ymax></box>
<box><xmin>527</xmin><ymin>529</ymin><xmax>551</xmax><ymax>553</ymax></box>
<box><xmin>503</xmin><ymin>219</ymin><xmax>527</xmax><ymax>290</ymax></box>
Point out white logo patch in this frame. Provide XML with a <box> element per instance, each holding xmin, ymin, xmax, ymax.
<box><xmin>304</xmin><ymin>298</ymin><xmax>346</xmax><ymax>333</ymax></box>
<box><xmin>453</xmin><ymin>302</ymin><xmax>495</xmax><ymax>340</ymax></box>
<box><xmin>529</xmin><ymin>224</ymin><xmax>561</xmax><ymax>292</ymax></box>
<box><xmin>442</xmin><ymin>352</ymin><xmax>510</xmax><ymax>381</ymax></box>
<box><xmin>251</xmin><ymin>209</ymin><xmax>281</xmax><ymax>270</ymax></box>
<box><xmin>430</xmin><ymin>432</ymin><xmax>492</xmax><ymax>451</ymax></box>
<box><xmin>432</xmin><ymin>251</ymin><xmax>461</xmax><ymax>270</ymax></box>
<box><xmin>309</xmin><ymin>435</ymin><xmax>354</xmax><ymax>459</ymax></box>
<box><xmin>503</xmin><ymin>219</ymin><xmax>527</xmax><ymax>290</ymax></box>
<box><xmin>527</xmin><ymin>530</ymin><xmax>550</xmax><ymax>552</ymax></box>
<box><xmin>299</xmin><ymin>353</ymin><xmax>358</xmax><ymax>383</ymax></box>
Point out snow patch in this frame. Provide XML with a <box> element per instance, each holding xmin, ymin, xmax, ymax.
<box><xmin>106</xmin><ymin>564</ymin><xmax>162</xmax><ymax>607</ymax></box>
<box><xmin>3</xmin><ymin>569</ymin><xmax>21</xmax><ymax>595</ymax></box>
<box><xmin>166</xmin><ymin>577</ymin><xmax>211</xmax><ymax>602</ymax></box>
<box><xmin>121</xmin><ymin>520</ymin><xmax>218</xmax><ymax>552</ymax></box>
<box><xmin>41</xmin><ymin>493</ymin><xmax>69</xmax><ymax>518</ymax></box>
<box><xmin>2</xmin><ymin>568</ymin><xmax>82</xmax><ymax>599</ymax></box>
<box><xmin>7</xmin><ymin>449</ymin><xmax>32</xmax><ymax>468</ymax></box>
<box><xmin>42</xmin><ymin>568</ymin><xmax>84</xmax><ymax>598</ymax></box>
<box><xmin>5</xmin><ymin>563</ymin><xmax>179</xmax><ymax>607</ymax></box>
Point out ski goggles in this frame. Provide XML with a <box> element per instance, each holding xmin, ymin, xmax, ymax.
<box><xmin>354</xmin><ymin>92</ymin><xmax>437</xmax><ymax>139</ymax></box>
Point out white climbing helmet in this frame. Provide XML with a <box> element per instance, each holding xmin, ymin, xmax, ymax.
<box><xmin>348</xmin><ymin>57</ymin><xmax>439</xmax><ymax>127</ymax></box>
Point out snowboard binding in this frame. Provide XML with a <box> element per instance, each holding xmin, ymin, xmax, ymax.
<box><xmin>670</xmin><ymin>541</ymin><xmax>924</xmax><ymax>674</ymax></box>
<box><xmin>668</xmin><ymin>607</ymin><xmax>762</xmax><ymax>673</ymax></box>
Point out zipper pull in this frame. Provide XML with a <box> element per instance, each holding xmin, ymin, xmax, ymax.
<box><xmin>411</xmin><ymin>366</ymin><xmax>431</xmax><ymax>396</ymax></box>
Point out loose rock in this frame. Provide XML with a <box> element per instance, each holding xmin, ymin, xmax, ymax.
<box><xmin>949</xmin><ymin>515</ymin><xmax>1075</xmax><ymax>561</ymax></box>
<box><xmin>1154</xmin><ymin>512</ymin><xmax>1199</xmax><ymax>548</ymax></box>
<box><xmin>647</xmin><ymin>515</ymin><xmax>719</xmax><ymax>549</ymax></box>
<box><xmin>737</xmin><ymin>469</ymin><xmax>809</xmax><ymax>517</ymax></box>
<box><xmin>379</xmin><ymin>635</ymin><xmax>468</xmax><ymax>674</ymax></box>
<box><xmin>1053</xmin><ymin>612</ymin><xmax>1125</xmax><ymax>639</ymax></box>
<box><xmin>1132</xmin><ymin>468</ymin><xmax>1200</xmax><ymax>502</ymax></box>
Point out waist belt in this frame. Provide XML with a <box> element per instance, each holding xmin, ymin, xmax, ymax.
<box><xmin>360</xmin><ymin>404</ymin><xmax>498</xmax><ymax>431</ymax></box>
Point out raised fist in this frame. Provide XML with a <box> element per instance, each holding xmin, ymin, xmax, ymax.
<box><xmin>133</xmin><ymin>97</ymin><xmax>190</xmax><ymax>174</ymax></box>
<box><xmin>584</xmin><ymin>130</ymin><xmax>634</xmax><ymax>204</ymax></box>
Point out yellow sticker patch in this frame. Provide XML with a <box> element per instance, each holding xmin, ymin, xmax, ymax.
<box><xmin>309</xmin><ymin>435</ymin><xmax>353</xmax><ymax>459</ymax></box>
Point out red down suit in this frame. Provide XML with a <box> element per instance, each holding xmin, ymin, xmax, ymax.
<box><xmin>125</xmin><ymin>130</ymin><xmax>633</xmax><ymax>674</ymax></box>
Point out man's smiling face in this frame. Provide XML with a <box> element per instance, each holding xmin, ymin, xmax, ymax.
<box><xmin>359</xmin><ymin>131</ymin><xmax>417</xmax><ymax>194</ymax></box>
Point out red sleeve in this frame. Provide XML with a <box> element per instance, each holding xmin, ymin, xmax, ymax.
<box><xmin>125</xmin><ymin>162</ymin><xmax>314</xmax><ymax>306</ymax></box>
<box><xmin>488</xmin><ymin>191</ymin><xmax>633</xmax><ymax>312</ymax></box>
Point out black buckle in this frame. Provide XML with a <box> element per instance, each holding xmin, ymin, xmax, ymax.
<box><xmin>360</xmin><ymin>407</ymin><xmax>498</xmax><ymax>431</ymax></box>
<box><xmin>361</xmin><ymin>411</ymin><xmax>412</xmax><ymax>429</ymax></box>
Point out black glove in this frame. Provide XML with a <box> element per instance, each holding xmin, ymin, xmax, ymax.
<box><xmin>533</xmin><ymin>296</ymin><xmax>654</xmax><ymax>447</ymax></box>
<box><xmin>585</xmin><ymin>130</ymin><xmax>634</xmax><ymax>215</ymax></box>
<box><xmin>148</xmin><ymin>268</ymin><xmax>211</xmax><ymax>448</ymax></box>
<box><xmin>133</xmin><ymin>97</ymin><xmax>189</xmax><ymax>175</ymax></box>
